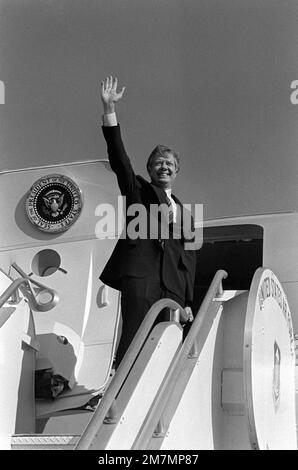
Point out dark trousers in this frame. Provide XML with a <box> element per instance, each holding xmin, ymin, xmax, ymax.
<box><xmin>116</xmin><ymin>275</ymin><xmax>184</xmax><ymax>368</ymax></box>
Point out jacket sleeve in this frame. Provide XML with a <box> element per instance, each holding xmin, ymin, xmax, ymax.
<box><xmin>102</xmin><ymin>124</ymin><xmax>138</xmax><ymax>197</ymax></box>
<box><xmin>183</xmin><ymin>213</ymin><xmax>197</xmax><ymax>306</ymax></box>
<box><xmin>184</xmin><ymin>249</ymin><xmax>197</xmax><ymax>306</ymax></box>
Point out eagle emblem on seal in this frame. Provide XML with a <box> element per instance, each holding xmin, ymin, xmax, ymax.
<box><xmin>42</xmin><ymin>190</ymin><xmax>68</xmax><ymax>218</ymax></box>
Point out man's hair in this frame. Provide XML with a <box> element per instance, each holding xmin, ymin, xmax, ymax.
<box><xmin>146</xmin><ymin>145</ymin><xmax>180</xmax><ymax>173</ymax></box>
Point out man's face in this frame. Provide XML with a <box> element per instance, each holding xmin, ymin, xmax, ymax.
<box><xmin>148</xmin><ymin>152</ymin><xmax>178</xmax><ymax>189</ymax></box>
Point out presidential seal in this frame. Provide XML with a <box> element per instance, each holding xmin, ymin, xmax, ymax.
<box><xmin>26</xmin><ymin>174</ymin><xmax>82</xmax><ymax>233</ymax></box>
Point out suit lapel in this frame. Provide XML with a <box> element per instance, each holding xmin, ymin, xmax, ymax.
<box><xmin>149</xmin><ymin>181</ymin><xmax>168</xmax><ymax>205</ymax></box>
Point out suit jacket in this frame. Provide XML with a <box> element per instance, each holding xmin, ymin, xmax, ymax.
<box><xmin>99</xmin><ymin>124</ymin><xmax>196</xmax><ymax>306</ymax></box>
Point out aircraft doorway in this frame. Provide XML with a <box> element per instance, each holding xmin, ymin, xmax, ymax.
<box><xmin>193</xmin><ymin>224</ymin><xmax>264</xmax><ymax>311</ymax></box>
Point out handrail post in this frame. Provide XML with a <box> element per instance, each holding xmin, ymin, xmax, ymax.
<box><xmin>153</xmin><ymin>417</ymin><xmax>166</xmax><ymax>438</ymax></box>
<box><xmin>7</xmin><ymin>287</ymin><xmax>21</xmax><ymax>305</ymax></box>
<box><xmin>103</xmin><ymin>399</ymin><xmax>118</xmax><ymax>424</ymax></box>
<box><xmin>215</xmin><ymin>280</ymin><xmax>224</xmax><ymax>298</ymax></box>
<box><xmin>188</xmin><ymin>338</ymin><xmax>199</xmax><ymax>359</ymax></box>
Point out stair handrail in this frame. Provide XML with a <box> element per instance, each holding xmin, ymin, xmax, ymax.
<box><xmin>75</xmin><ymin>298</ymin><xmax>189</xmax><ymax>450</ymax></box>
<box><xmin>132</xmin><ymin>269</ymin><xmax>228</xmax><ymax>449</ymax></box>
<box><xmin>0</xmin><ymin>272</ymin><xmax>59</xmax><ymax>318</ymax></box>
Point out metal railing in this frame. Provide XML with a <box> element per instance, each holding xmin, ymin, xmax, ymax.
<box><xmin>133</xmin><ymin>269</ymin><xmax>228</xmax><ymax>448</ymax></box>
<box><xmin>75</xmin><ymin>298</ymin><xmax>189</xmax><ymax>450</ymax></box>
<box><xmin>0</xmin><ymin>265</ymin><xmax>59</xmax><ymax>328</ymax></box>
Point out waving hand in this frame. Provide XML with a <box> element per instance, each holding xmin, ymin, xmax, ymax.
<box><xmin>101</xmin><ymin>76</ymin><xmax>126</xmax><ymax>114</ymax></box>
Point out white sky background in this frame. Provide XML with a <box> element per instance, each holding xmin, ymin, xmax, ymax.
<box><xmin>0</xmin><ymin>0</ymin><xmax>298</xmax><ymax>219</ymax></box>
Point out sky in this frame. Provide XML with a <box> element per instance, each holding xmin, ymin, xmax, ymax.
<box><xmin>0</xmin><ymin>0</ymin><xmax>298</xmax><ymax>219</ymax></box>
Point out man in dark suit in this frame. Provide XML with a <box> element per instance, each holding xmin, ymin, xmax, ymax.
<box><xmin>99</xmin><ymin>76</ymin><xmax>197</xmax><ymax>367</ymax></box>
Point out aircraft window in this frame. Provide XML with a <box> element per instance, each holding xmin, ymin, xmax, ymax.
<box><xmin>193</xmin><ymin>224</ymin><xmax>263</xmax><ymax>311</ymax></box>
<box><xmin>31</xmin><ymin>249</ymin><xmax>61</xmax><ymax>277</ymax></box>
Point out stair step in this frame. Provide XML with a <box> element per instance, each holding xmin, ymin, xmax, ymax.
<box><xmin>11</xmin><ymin>434</ymin><xmax>80</xmax><ymax>450</ymax></box>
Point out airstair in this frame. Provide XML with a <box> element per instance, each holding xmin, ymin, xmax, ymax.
<box><xmin>4</xmin><ymin>268</ymin><xmax>297</xmax><ymax>450</ymax></box>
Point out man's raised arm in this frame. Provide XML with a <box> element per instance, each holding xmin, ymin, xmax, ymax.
<box><xmin>100</xmin><ymin>76</ymin><xmax>138</xmax><ymax>196</ymax></box>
